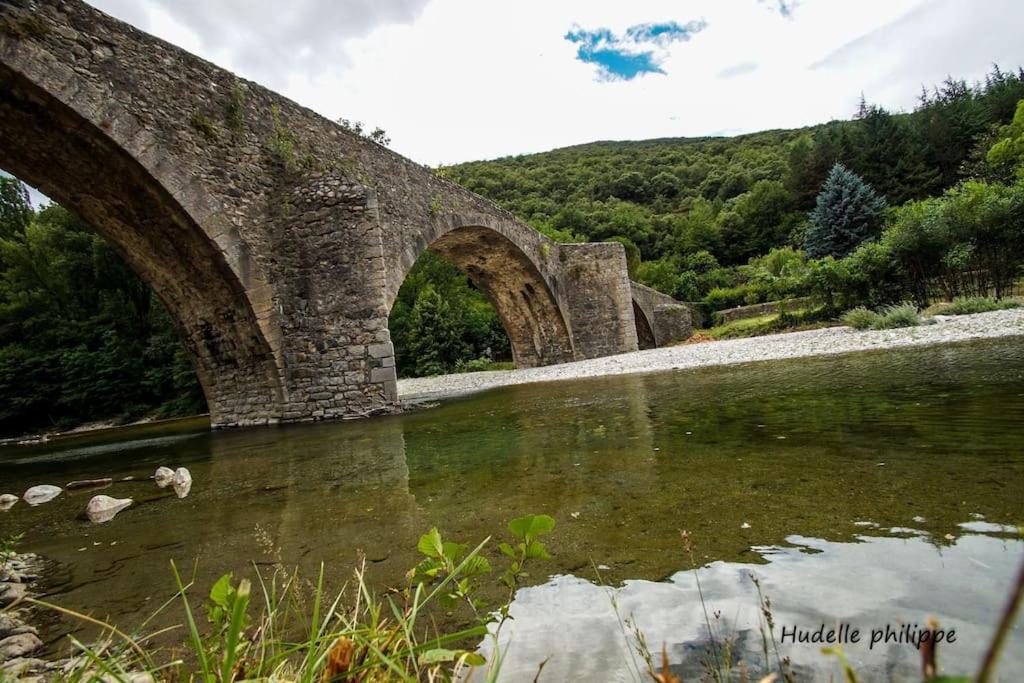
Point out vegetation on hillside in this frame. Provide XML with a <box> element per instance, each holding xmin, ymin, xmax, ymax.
<box><xmin>444</xmin><ymin>66</ymin><xmax>1024</xmax><ymax>308</ymax></box>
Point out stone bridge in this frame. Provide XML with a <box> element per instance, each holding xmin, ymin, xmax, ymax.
<box><xmin>0</xmin><ymin>0</ymin><xmax>692</xmax><ymax>428</ymax></box>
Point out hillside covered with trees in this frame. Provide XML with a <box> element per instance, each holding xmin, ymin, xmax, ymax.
<box><xmin>443</xmin><ymin>66</ymin><xmax>1024</xmax><ymax>303</ymax></box>
<box><xmin>2</xmin><ymin>66</ymin><xmax>1024</xmax><ymax>435</ymax></box>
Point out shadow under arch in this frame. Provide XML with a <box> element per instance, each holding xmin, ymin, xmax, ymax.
<box><xmin>0</xmin><ymin>62</ymin><xmax>284</xmax><ymax>425</ymax></box>
<box><xmin>632</xmin><ymin>301</ymin><xmax>656</xmax><ymax>350</ymax></box>
<box><xmin>388</xmin><ymin>215</ymin><xmax>576</xmax><ymax>370</ymax></box>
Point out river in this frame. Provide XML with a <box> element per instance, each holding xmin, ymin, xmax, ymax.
<box><xmin>2</xmin><ymin>337</ymin><xmax>1023</xmax><ymax>680</ymax></box>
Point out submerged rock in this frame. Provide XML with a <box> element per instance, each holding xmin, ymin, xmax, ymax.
<box><xmin>65</xmin><ymin>478</ymin><xmax>113</xmax><ymax>491</ymax></box>
<box><xmin>0</xmin><ymin>494</ymin><xmax>16</xmax><ymax>511</ymax></box>
<box><xmin>22</xmin><ymin>485</ymin><xmax>61</xmax><ymax>506</ymax></box>
<box><xmin>172</xmin><ymin>467</ymin><xmax>192</xmax><ymax>498</ymax></box>
<box><xmin>154</xmin><ymin>466</ymin><xmax>175</xmax><ymax>488</ymax></box>
<box><xmin>85</xmin><ymin>495</ymin><xmax>133</xmax><ymax>524</ymax></box>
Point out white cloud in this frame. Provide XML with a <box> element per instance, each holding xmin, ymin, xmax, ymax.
<box><xmin>85</xmin><ymin>0</ymin><xmax>1024</xmax><ymax>165</ymax></box>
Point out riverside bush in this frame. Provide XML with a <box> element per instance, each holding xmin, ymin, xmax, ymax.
<box><xmin>841</xmin><ymin>307</ymin><xmax>880</xmax><ymax>330</ymax></box>
<box><xmin>872</xmin><ymin>302</ymin><xmax>921</xmax><ymax>329</ymax></box>
<box><xmin>930</xmin><ymin>296</ymin><xmax>1021</xmax><ymax>315</ymax></box>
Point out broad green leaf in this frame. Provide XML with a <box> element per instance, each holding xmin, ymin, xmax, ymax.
<box><xmin>462</xmin><ymin>554</ymin><xmax>492</xmax><ymax>577</ymax></box>
<box><xmin>508</xmin><ymin>514</ymin><xmax>556</xmax><ymax>541</ymax></box>
<box><xmin>498</xmin><ymin>542</ymin><xmax>516</xmax><ymax>558</ymax></box>
<box><xmin>417</xmin><ymin>527</ymin><xmax>444</xmax><ymax>558</ymax></box>
<box><xmin>524</xmin><ymin>539</ymin><xmax>550</xmax><ymax>560</ymax></box>
<box><xmin>209</xmin><ymin>573</ymin><xmax>233</xmax><ymax>609</ymax></box>
<box><xmin>441</xmin><ymin>541</ymin><xmax>467</xmax><ymax>563</ymax></box>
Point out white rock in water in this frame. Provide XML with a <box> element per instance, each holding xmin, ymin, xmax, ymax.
<box><xmin>172</xmin><ymin>467</ymin><xmax>192</xmax><ymax>498</ymax></box>
<box><xmin>85</xmin><ymin>495</ymin><xmax>133</xmax><ymax>524</ymax></box>
<box><xmin>22</xmin><ymin>485</ymin><xmax>61</xmax><ymax>506</ymax></box>
<box><xmin>154</xmin><ymin>466</ymin><xmax>175</xmax><ymax>488</ymax></box>
<box><xmin>0</xmin><ymin>494</ymin><xmax>17</xmax><ymax>511</ymax></box>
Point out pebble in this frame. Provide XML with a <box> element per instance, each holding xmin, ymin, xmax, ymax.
<box><xmin>22</xmin><ymin>485</ymin><xmax>62</xmax><ymax>506</ymax></box>
<box><xmin>172</xmin><ymin>467</ymin><xmax>192</xmax><ymax>498</ymax></box>
<box><xmin>154</xmin><ymin>466</ymin><xmax>175</xmax><ymax>488</ymax></box>
<box><xmin>85</xmin><ymin>495</ymin><xmax>133</xmax><ymax>524</ymax></box>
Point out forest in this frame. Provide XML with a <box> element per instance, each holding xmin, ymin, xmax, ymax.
<box><xmin>2</xmin><ymin>66</ymin><xmax>1023</xmax><ymax>435</ymax></box>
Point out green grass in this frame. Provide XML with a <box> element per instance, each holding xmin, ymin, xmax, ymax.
<box><xmin>841</xmin><ymin>307</ymin><xmax>879</xmax><ymax>330</ymax></box>
<box><xmin>872</xmin><ymin>302</ymin><xmax>921</xmax><ymax>329</ymax></box>
<box><xmin>842</xmin><ymin>302</ymin><xmax>922</xmax><ymax>330</ymax></box>
<box><xmin>21</xmin><ymin>515</ymin><xmax>558</xmax><ymax>682</ymax></box>
<box><xmin>454</xmin><ymin>359</ymin><xmax>515</xmax><ymax>374</ymax></box>
<box><xmin>12</xmin><ymin>521</ymin><xmax>1024</xmax><ymax>681</ymax></box>
<box><xmin>927</xmin><ymin>296</ymin><xmax>1021</xmax><ymax>316</ymax></box>
<box><xmin>706</xmin><ymin>308</ymin><xmax>831</xmax><ymax>340</ymax></box>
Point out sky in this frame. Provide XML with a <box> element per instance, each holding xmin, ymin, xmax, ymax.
<box><xmin>54</xmin><ymin>0</ymin><xmax>1024</xmax><ymax>168</ymax></box>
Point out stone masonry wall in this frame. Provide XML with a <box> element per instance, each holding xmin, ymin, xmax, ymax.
<box><xmin>557</xmin><ymin>243</ymin><xmax>640</xmax><ymax>359</ymax></box>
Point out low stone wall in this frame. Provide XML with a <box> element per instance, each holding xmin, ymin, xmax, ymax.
<box><xmin>715</xmin><ymin>297</ymin><xmax>813</xmax><ymax>325</ymax></box>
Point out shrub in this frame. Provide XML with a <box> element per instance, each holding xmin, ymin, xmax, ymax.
<box><xmin>872</xmin><ymin>302</ymin><xmax>920</xmax><ymax>329</ymax></box>
<box><xmin>841</xmin><ymin>307</ymin><xmax>880</xmax><ymax>330</ymax></box>
<box><xmin>704</xmin><ymin>282</ymin><xmax>772</xmax><ymax>311</ymax></box>
<box><xmin>930</xmin><ymin>296</ymin><xmax>1021</xmax><ymax>316</ymax></box>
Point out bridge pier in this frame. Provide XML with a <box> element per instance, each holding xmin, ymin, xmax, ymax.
<box><xmin>555</xmin><ymin>243</ymin><xmax>640</xmax><ymax>359</ymax></box>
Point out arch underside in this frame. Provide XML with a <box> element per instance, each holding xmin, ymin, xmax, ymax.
<box><xmin>633</xmin><ymin>302</ymin><xmax>656</xmax><ymax>350</ymax></box>
<box><xmin>0</xmin><ymin>64</ymin><xmax>283</xmax><ymax>425</ymax></box>
<box><xmin>426</xmin><ymin>226</ymin><xmax>574</xmax><ymax>368</ymax></box>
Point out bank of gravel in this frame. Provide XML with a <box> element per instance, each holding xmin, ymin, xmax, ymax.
<box><xmin>397</xmin><ymin>308</ymin><xmax>1024</xmax><ymax>402</ymax></box>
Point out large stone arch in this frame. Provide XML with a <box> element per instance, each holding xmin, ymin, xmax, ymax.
<box><xmin>386</xmin><ymin>213</ymin><xmax>575</xmax><ymax>368</ymax></box>
<box><xmin>0</xmin><ymin>48</ymin><xmax>285</xmax><ymax>426</ymax></box>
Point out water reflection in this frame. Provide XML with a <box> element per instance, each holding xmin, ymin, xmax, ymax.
<box><xmin>485</xmin><ymin>530</ymin><xmax>1024</xmax><ymax>682</ymax></box>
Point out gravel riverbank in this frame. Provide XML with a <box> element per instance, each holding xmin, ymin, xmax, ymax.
<box><xmin>397</xmin><ymin>308</ymin><xmax>1024</xmax><ymax>401</ymax></box>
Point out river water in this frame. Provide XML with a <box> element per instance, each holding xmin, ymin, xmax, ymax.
<box><xmin>2</xmin><ymin>338</ymin><xmax>1023</xmax><ymax>681</ymax></box>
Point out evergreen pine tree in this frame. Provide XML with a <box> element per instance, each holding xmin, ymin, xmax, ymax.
<box><xmin>806</xmin><ymin>163</ymin><xmax>887</xmax><ymax>259</ymax></box>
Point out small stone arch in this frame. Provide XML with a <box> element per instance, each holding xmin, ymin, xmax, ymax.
<box><xmin>387</xmin><ymin>213</ymin><xmax>575</xmax><ymax>369</ymax></box>
<box><xmin>632</xmin><ymin>301</ymin><xmax>657</xmax><ymax>350</ymax></box>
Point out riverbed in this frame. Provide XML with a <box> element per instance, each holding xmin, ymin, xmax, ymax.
<box><xmin>399</xmin><ymin>307</ymin><xmax>1024</xmax><ymax>401</ymax></box>
<box><xmin>2</xmin><ymin>336</ymin><xmax>1023</xmax><ymax>680</ymax></box>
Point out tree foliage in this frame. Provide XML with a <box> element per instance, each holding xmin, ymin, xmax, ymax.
<box><xmin>0</xmin><ymin>180</ymin><xmax>204</xmax><ymax>435</ymax></box>
<box><xmin>806</xmin><ymin>163</ymin><xmax>888</xmax><ymax>259</ymax></box>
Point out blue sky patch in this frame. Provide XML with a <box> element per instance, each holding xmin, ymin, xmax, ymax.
<box><xmin>566</xmin><ymin>19</ymin><xmax>707</xmax><ymax>81</ymax></box>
